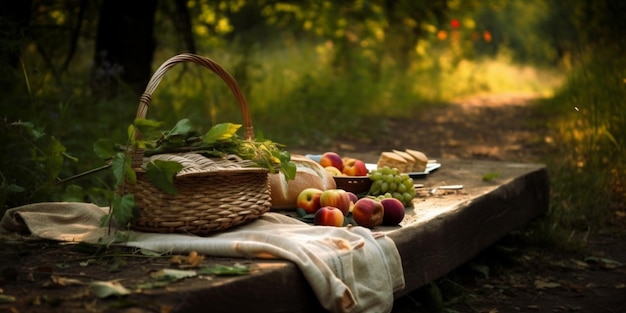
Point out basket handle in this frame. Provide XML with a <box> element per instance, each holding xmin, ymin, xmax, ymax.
<box><xmin>132</xmin><ymin>53</ymin><xmax>254</xmax><ymax>168</ymax></box>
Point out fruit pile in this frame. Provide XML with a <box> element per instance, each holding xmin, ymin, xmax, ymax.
<box><xmin>298</xmin><ymin>150</ymin><xmax>428</xmax><ymax>229</ymax></box>
<box><xmin>318</xmin><ymin>152</ymin><xmax>369</xmax><ymax>177</ymax></box>
<box><xmin>296</xmin><ymin>188</ymin><xmax>405</xmax><ymax>229</ymax></box>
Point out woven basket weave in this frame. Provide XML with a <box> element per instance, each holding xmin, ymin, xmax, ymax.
<box><xmin>124</xmin><ymin>53</ymin><xmax>271</xmax><ymax>235</ymax></box>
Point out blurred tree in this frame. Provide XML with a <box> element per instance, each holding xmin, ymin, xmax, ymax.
<box><xmin>91</xmin><ymin>0</ymin><xmax>158</xmax><ymax>98</ymax></box>
<box><xmin>0</xmin><ymin>1</ymin><xmax>33</xmax><ymax>93</ymax></box>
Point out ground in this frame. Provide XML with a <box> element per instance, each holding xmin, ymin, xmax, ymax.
<box><xmin>1</xmin><ymin>93</ymin><xmax>625</xmax><ymax>312</ymax></box>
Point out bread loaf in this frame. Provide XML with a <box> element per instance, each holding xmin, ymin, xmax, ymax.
<box><xmin>392</xmin><ymin>150</ymin><xmax>416</xmax><ymax>171</ymax></box>
<box><xmin>405</xmin><ymin>149</ymin><xmax>428</xmax><ymax>172</ymax></box>
<box><xmin>269</xmin><ymin>154</ymin><xmax>336</xmax><ymax>209</ymax></box>
<box><xmin>377</xmin><ymin>152</ymin><xmax>408</xmax><ymax>173</ymax></box>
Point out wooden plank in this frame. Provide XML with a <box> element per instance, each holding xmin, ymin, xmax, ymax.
<box><xmin>385</xmin><ymin>159</ymin><xmax>549</xmax><ymax>295</ymax></box>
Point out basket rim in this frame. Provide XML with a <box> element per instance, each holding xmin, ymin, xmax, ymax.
<box><xmin>130</xmin><ymin>53</ymin><xmax>254</xmax><ymax>170</ymax></box>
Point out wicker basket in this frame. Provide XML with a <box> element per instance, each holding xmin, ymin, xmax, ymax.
<box><xmin>124</xmin><ymin>53</ymin><xmax>271</xmax><ymax>235</ymax></box>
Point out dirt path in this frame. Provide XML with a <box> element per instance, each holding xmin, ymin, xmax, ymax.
<box><xmin>362</xmin><ymin>93</ymin><xmax>626</xmax><ymax>313</ymax></box>
<box><xmin>329</xmin><ymin>92</ymin><xmax>550</xmax><ymax>163</ymax></box>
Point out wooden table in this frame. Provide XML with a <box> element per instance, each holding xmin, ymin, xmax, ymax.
<box><xmin>162</xmin><ymin>158</ymin><xmax>548</xmax><ymax>312</ymax></box>
<box><xmin>1</xmin><ymin>158</ymin><xmax>548</xmax><ymax>313</ymax></box>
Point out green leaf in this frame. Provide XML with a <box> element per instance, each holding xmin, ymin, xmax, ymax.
<box><xmin>197</xmin><ymin>264</ymin><xmax>250</xmax><ymax>276</ymax></box>
<box><xmin>165</xmin><ymin>118</ymin><xmax>193</xmax><ymax>138</ymax></box>
<box><xmin>203</xmin><ymin>123</ymin><xmax>241</xmax><ymax>144</ymax></box>
<box><xmin>281</xmin><ymin>152</ymin><xmax>297</xmax><ymax>180</ymax></box>
<box><xmin>0</xmin><ymin>294</ymin><xmax>16</xmax><ymax>304</ymax></box>
<box><xmin>90</xmin><ymin>281</ymin><xmax>131</xmax><ymax>298</ymax></box>
<box><xmin>111</xmin><ymin>152</ymin><xmax>135</xmax><ymax>185</ymax></box>
<box><xmin>152</xmin><ymin>269</ymin><xmax>197</xmax><ymax>280</ymax></box>
<box><xmin>133</xmin><ymin>118</ymin><xmax>163</xmax><ymax>134</ymax></box>
<box><xmin>111</xmin><ymin>193</ymin><xmax>135</xmax><ymax>226</ymax></box>
<box><xmin>93</xmin><ymin>138</ymin><xmax>116</xmax><ymax>159</ymax></box>
<box><xmin>12</xmin><ymin>121</ymin><xmax>45</xmax><ymax>140</ymax></box>
<box><xmin>5</xmin><ymin>184</ymin><xmax>26</xmax><ymax>193</ymax></box>
<box><xmin>482</xmin><ymin>172</ymin><xmax>500</xmax><ymax>182</ymax></box>
<box><xmin>145</xmin><ymin>160</ymin><xmax>183</xmax><ymax>195</ymax></box>
<box><xmin>62</xmin><ymin>184</ymin><xmax>84</xmax><ymax>202</ymax></box>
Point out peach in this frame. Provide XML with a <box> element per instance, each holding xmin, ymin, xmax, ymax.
<box><xmin>314</xmin><ymin>206</ymin><xmax>345</xmax><ymax>227</ymax></box>
<box><xmin>380</xmin><ymin>197</ymin><xmax>405</xmax><ymax>225</ymax></box>
<box><xmin>296</xmin><ymin>188</ymin><xmax>323</xmax><ymax>214</ymax></box>
<box><xmin>320</xmin><ymin>189</ymin><xmax>351</xmax><ymax>216</ymax></box>
<box><xmin>352</xmin><ymin>197</ymin><xmax>384</xmax><ymax>228</ymax></box>
<box><xmin>319</xmin><ymin>152</ymin><xmax>344</xmax><ymax>172</ymax></box>
<box><xmin>342</xmin><ymin>158</ymin><xmax>369</xmax><ymax>176</ymax></box>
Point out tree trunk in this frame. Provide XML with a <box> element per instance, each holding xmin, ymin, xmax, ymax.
<box><xmin>91</xmin><ymin>0</ymin><xmax>158</xmax><ymax>98</ymax></box>
<box><xmin>0</xmin><ymin>1</ymin><xmax>33</xmax><ymax>93</ymax></box>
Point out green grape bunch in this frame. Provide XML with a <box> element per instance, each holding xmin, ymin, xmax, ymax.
<box><xmin>367</xmin><ymin>166</ymin><xmax>416</xmax><ymax>206</ymax></box>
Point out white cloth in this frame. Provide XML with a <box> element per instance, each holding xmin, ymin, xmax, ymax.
<box><xmin>0</xmin><ymin>202</ymin><xmax>405</xmax><ymax>313</ymax></box>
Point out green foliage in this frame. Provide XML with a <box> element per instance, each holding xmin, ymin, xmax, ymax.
<box><xmin>536</xmin><ymin>46</ymin><xmax>626</xmax><ymax>236</ymax></box>
<box><xmin>1</xmin><ymin>1</ymin><xmax>622</xmax><ymax>250</ymax></box>
<box><xmin>145</xmin><ymin>160</ymin><xmax>183</xmax><ymax>195</ymax></box>
<box><xmin>0</xmin><ymin>120</ymin><xmax>77</xmax><ymax>213</ymax></box>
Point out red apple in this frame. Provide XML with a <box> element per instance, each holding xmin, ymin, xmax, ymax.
<box><xmin>342</xmin><ymin>159</ymin><xmax>369</xmax><ymax>176</ymax></box>
<box><xmin>314</xmin><ymin>206</ymin><xmax>345</xmax><ymax>227</ymax></box>
<box><xmin>352</xmin><ymin>197</ymin><xmax>384</xmax><ymax>228</ymax></box>
<box><xmin>320</xmin><ymin>189</ymin><xmax>351</xmax><ymax>216</ymax></box>
<box><xmin>380</xmin><ymin>197</ymin><xmax>405</xmax><ymax>225</ymax></box>
<box><xmin>296</xmin><ymin>188</ymin><xmax>323</xmax><ymax>214</ymax></box>
<box><xmin>319</xmin><ymin>152</ymin><xmax>344</xmax><ymax>172</ymax></box>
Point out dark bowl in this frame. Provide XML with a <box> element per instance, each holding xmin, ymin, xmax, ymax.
<box><xmin>333</xmin><ymin>176</ymin><xmax>372</xmax><ymax>194</ymax></box>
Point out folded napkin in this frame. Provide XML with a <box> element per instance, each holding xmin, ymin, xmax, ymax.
<box><xmin>1</xmin><ymin>202</ymin><xmax>405</xmax><ymax>313</ymax></box>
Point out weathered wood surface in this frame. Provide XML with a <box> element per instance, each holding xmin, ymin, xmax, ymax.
<box><xmin>170</xmin><ymin>158</ymin><xmax>549</xmax><ymax>312</ymax></box>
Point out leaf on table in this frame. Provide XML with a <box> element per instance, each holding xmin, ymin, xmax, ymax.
<box><xmin>152</xmin><ymin>269</ymin><xmax>197</xmax><ymax>280</ymax></box>
<box><xmin>584</xmin><ymin>256</ymin><xmax>623</xmax><ymax>269</ymax></box>
<box><xmin>534</xmin><ymin>280</ymin><xmax>561</xmax><ymax>289</ymax></box>
<box><xmin>50</xmin><ymin>275</ymin><xmax>84</xmax><ymax>286</ymax></box>
<box><xmin>197</xmin><ymin>264</ymin><xmax>250</xmax><ymax>276</ymax></box>
<box><xmin>0</xmin><ymin>295</ymin><xmax>16</xmax><ymax>304</ymax></box>
<box><xmin>482</xmin><ymin>172</ymin><xmax>500</xmax><ymax>182</ymax></box>
<box><xmin>139</xmin><ymin>248</ymin><xmax>166</xmax><ymax>257</ymax></box>
<box><xmin>171</xmin><ymin>251</ymin><xmax>205</xmax><ymax>268</ymax></box>
<box><xmin>90</xmin><ymin>281</ymin><xmax>131</xmax><ymax>298</ymax></box>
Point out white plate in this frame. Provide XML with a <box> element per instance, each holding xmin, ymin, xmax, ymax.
<box><xmin>365</xmin><ymin>162</ymin><xmax>441</xmax><ymax>178</ymax></box>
